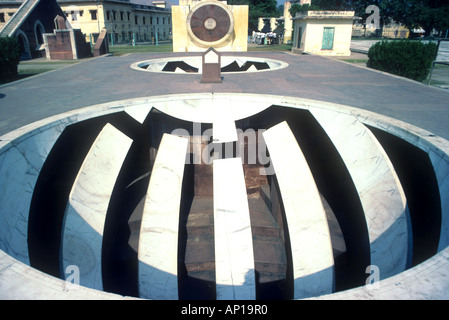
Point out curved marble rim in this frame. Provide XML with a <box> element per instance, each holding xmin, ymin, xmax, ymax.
<box><xmin>1</xmin><ymin>92</ymin><xmax>449</xmax><ymax>300</ymax></box>
<box><xmin>130</xmin><ymin>56</ymin><xmax>290</xmax><ymax>75</ymax></box>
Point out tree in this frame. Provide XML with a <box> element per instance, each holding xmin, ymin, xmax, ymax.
<box><xmin>288</xmin><ymin>0</ymin><xmax>355</xmax><ymax>17</ymax></box>
<box><xmin>289</xmin><ymin>3</ymin><xmax>320</xmax><ymax>17</ymax></box>
<box><xmin>228</xmin><ymin>0</ymin><xmax>278</xmax><ymax>31</ymax></box>
<box><xmin>0</xmin><ymin>37</ymin><xmax>20</xmax><ymax>83</ymax></box>
<box><xmin>380</xmin><ymin>0</ymin><xmax>449</xmax><ymax>36</ymax></box>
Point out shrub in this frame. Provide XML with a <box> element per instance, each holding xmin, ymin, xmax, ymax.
<box><xmin>367</xmin><ymin>40</ymin><xmax>437</xmax><ymax>82</ymax></box>
<box><xmin>0</xmin><ymin>37</ymin><xmax>21</xmax><ymax>83</ymax></box>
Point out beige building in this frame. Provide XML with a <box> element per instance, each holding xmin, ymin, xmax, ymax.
<box><xmin>282</xmin><ymin>0</ymin><xmax>310</xmax><ymax>44</ymax></box>
<box><xmin>0</xmin><ymin>0</ymin><xmax>172</xmax><ymax>45</ymax></box>
<box><xmin>60</xmin><ymin>0</ymin><xmax>171</xmax><ymax>44</ymax></box>
<box><xmin>292</xmin><ymin>11</ymin><xmax>354</xmax><ymax>56</ymax></box>
<box><xmin>0</xmin><ymin>0</ymin><xmax>22</xmax><ymax>30</ymax></box>
<box><xmin>257</xmin><ymin>17</ymin><xmax>282</xmax><ymax>33</ymax></box>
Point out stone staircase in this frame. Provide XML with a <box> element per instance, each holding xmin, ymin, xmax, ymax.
<box><xmin>248</xmin><ymin>185</ymin><xmax>288</xmax><ymax>299</ymax></box>
<box><xmin>183</xmin><ymin>197</ymin><xmax>216</xmax><ymax>299</ymax></box>
<box><xmin>0</xmin><ymin>0</ymin><xmax>40</xmax><ymax>37</ymax></box>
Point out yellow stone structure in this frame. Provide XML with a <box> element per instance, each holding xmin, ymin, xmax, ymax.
<box><xmin>292</xmin><ymin>11</ymin><xmax>354</xmax><ymax>56</ymax></box>
<box><xmin>172</xmin><ymin>0</ymin><xmax>248</xmax><ymax>52</ymax></box>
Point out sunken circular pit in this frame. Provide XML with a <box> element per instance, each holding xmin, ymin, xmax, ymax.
<box><xmin>130</xmin><ymin>56</ymin><xmax>289</xmax><ymax>74</ymax></box>
<box><xmin>1</xmin><ymin>93</ymin><xmax>449</xmax><ymax>300</ymax></box>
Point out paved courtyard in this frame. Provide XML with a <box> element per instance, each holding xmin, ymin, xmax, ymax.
<box><xmin>1</xmin><ymin>50</ymin><xmax>449</xmax><ymax>141</ymax></box>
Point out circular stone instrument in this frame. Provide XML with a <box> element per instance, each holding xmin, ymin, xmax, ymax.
<box><xmin>186</xmin><ymin>0</ymin><xmax>234</xmax><ymax>47</ymax></box>
<box><xmin>1</xmin><ymin>93</ymin><xmax>449</xmax><ymax>300</ymax></box>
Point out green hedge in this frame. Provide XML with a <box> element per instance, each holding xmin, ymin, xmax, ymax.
<box><xmin>0</xmin><ymin>37</ymin><xmax>21</xmax><ymax>83</ymax></box>
<box><xmin>367</xmin><ymin>40</ymin><xmax>437</xmax><ymax>82</ymax></box>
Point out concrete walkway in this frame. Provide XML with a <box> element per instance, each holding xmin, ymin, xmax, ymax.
<box><xmin>1</xmin><ymin>51</ymin><xmax>449</xmax><ymax>141</ymax></box>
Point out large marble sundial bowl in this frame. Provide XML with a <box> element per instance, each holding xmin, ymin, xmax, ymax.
<box><xmin>1</xmin><ymin>93</ymin><xmax>449</xmax><ymax>300</ymax></box>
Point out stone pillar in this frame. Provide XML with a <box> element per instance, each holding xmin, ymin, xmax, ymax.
<box><xmin>201</xmin><ymin>47</ymin><xmax>222</xmax><ymax>83</ymax></box>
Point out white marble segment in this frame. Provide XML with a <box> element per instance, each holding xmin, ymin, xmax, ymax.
<box><xmin>262</xmin><ymin>121</ymin><xmax>334</xmax><ymax>299</ymax></box>
<box><xmin>429</xmin><ymin>151</ymin><xmax>449</xmax><ymax>251</ymax></box>
<box><xmin>213</xmin><ymin>157</ymin><xmax>256</xmax><ymax>300</ymax></box>
<box><xmin>310</xmin><ymin>107</ymin><xmax>411</xmax><ymax>279</ymax></box>
<box><xmin>204</xmin><ymin>50</ymin><xmax>219</xmax><ymax>64</ymax></box>
<box><xmin>212</xmin><ymin>98</ymin><xmax>238</xmax><ymax>143</ymax></box>
<box><xmin>124</xmin><ymin>105</ymin><xmax>152</xmax><ymax>124</ymax></box>
<box><xmin>315</xmin><ymin>243</ymin><xmax>449</xmax><ymax>300</ymax></box>
<box><xmin>61</xmin><ymin>123</ymin><xmax>132</xmax><ymax>291</ymax></box>
<box><xmin>0</xmin><ymin>248</ymin><xmax>137</xmax><ymax>300</ymax></box>
<box><xmin>149</xmin><ymin>93</ymin><xmax>273</xmax><ymax>126</ymax></box>
<box><xmin>0</xmin><ymin>121</ymin><xmax>66</xmax><ymax>264</ymax></box>
<box><xmin>138</xmin><ymin>133</ymin><xmax>189</xmax><ymax>300</ymax></box>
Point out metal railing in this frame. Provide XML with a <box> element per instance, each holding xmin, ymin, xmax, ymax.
<box><xmin>428</xmin><ymin>39</ymin><xmax>449</xmax><ymax>86</ymax></box>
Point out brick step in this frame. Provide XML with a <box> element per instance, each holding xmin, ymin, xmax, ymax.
<box><xmin>253</xmin><ymin>236</ymin><xmax>287</xmax><ymax>263</ymax></box>
<box><xmin>252</xmin><ymin>235</ymin><xmax>287</xmax><ymax>285</ymax></box>
<box><xmin>184</xmin><ymin>236</ymin><xmax>215</xmax><ymax>281</ymax></box>
<box><xmin>185</xmin><ymin>196</ymin><xmax>215</xmax><ymax>277</ymax></box>
<box><xmin>256</xmin><ymin>268</ymin><xmax>287</xmax><ymax>284</ymax></box>
<box><xmin>259</xmin><ymin>184</ymin><xmax>272</xmax><ymax>210</ymax></box>
<box><xmin>186</xmin><ymin>212</ymin><xmax>214</xmax><ymax>236</ymax></box>
<box><xmin>248</xmin><ymin>195</ymin><xmax>281</xmax><ymax>238</ymax></box>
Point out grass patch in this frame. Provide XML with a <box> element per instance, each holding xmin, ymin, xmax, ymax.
<box><xmin>0</xmin><ymin>59</ymin><xmax>82</xmax><ymax>84</ymax></box>
<box><xmin>341</xmin><ymin>58</ymin><xmax>368</xmax><ymax>64</ymax></box>
<box><xmin>427</xmin><ymin>79</ymin><xmax>448</xmax><ymax>86</ymax></box>
<box><xmin>248</xmin><ymin>43</ymin><xmax>293</xmax><ymax>52</ymax></box>
<box><xmin>341</xmin><ymin>58</ymin><xmax>368</xmax><ymax>63</ymax></box>
<box><xmin>108</xmin><ymin>43</ymin><xmax>293</xmax><ymax>55</ymax></box>
<box><xmin>433</xmin><ymin>63</ymin><xmax>449</xmax><ymax>70</ymax></box>
<box><xmin>109</xmin><ymin>43</ymin><xmax>173</xmax><ymax>55</ymax></box>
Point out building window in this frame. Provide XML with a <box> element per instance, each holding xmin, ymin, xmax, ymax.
<box><xmin>120</xmin><ymin>12</ymin><xmax>124</xmax><ymax>21</ymax></box>
<box><xmin>0</xmin><ymin>13</ymin><xmax>5</xmax><ymax>23</ymax></box>
<box><xmin>135</xmin><ymin>15</ymin><xmax>138</xmax><ymax>25</ymax></box>
<box><xmin>143</xmin><ymin>17</ymin><xmax>146</xmax><ymax>25</ymax></box>
<box><xmin>106</xmin><ymin>11</ymin><xmax>110</xmax><ymax>21</ymax></box>
<box><xmin>156</xmin><ymin>17</ymin><xmax>159</xmax><ymax>24</ymax></box>
<box><xmin>321</xmin><ymin>27</ymin><xmax>335</xmax><ymax>50</ymax></box>
<box><xmin>127</xmin><ymin>12</ymin><xmax>130</xmax><ymax>21</ymax></box>
<box><xmin>90</xmin><ymin>10</ymin><xmax>97</xmax><ymax>21</ymax></box>
<box><xmin>70</xmin><ymin>10</ymin><xmax>78</xmax><ymax>21</ymax></box>
<box><xmin>112</xmin><ymin>11</ymin><xmax>116</xmax><ymax>21</ymax></box>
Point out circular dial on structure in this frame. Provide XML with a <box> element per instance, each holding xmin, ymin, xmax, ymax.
<box><xmin>187</xmin><ymin>1</ymin><xmax>234</xmax><ymax>46</ymax></box>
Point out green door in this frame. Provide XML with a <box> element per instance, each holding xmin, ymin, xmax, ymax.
<box><xmin>322</xmin><ymin>27</ymin><xmax>335</xmax><ymax>50</ymax></box>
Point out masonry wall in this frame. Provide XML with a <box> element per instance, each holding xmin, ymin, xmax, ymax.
<box><xmin>46</xmin><ymin>30</ymin><xmax>74</xmax><ymax>59</ymax></box>
<box><xmin>293</xmin><ymin>19</ymin><xmax>352</xmax><ymax>56</ymax></box>
<box><xmin>13</xmin><ymin>0</ymin><xmax>67</xmax><ymax>59</ymax></box>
